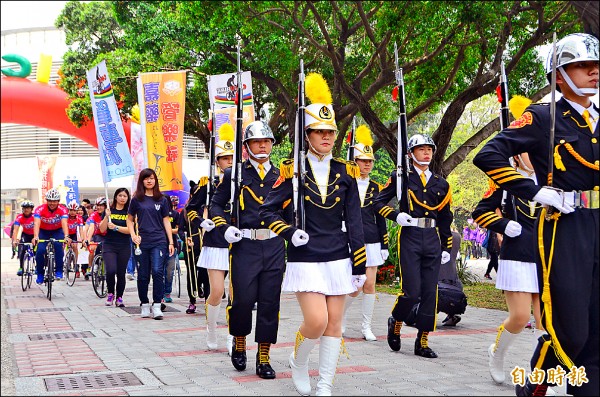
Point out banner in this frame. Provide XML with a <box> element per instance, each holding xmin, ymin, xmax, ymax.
<box><xmin>37</xmin><ymin>155</ymin><xmax>57</xmax><ymax>202</ymax></box>
<box><xmin>130</xmin><ymin>120</ymin><xmax>145</xmax><ymax>191</ymax></box>
<box><xmin>87</xmin><ymin>60</ymin><xmax>136</xmax><ymax>184</ymax></box>
<box><xmin>64</xmin><ymin>177</ymin><xmax>79</xmax><ymax>205</ymax></box>
<box><xmin>137</xmin><ymin>70</ymin><xmax>187</xmax><ymax>191</ymax></box>
<box><xmin>207</xmin><ymin>71</ymin><xmax>256</xmax><ymax>138</ymax></box>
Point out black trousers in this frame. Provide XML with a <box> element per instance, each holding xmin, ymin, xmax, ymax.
<box><xmin>532</xmin><ymin>209</ymin><xmax>598</xmax><ymax>396</ymax></box>
<box><xmin>228</xmin><ymin>237</ymin><xmax>285</xmax><ymax>343</ymax></box>
<box><xmin>103</xmin><ymin>245</ymin><xmax>130</xmax><ymax>298</ymax></box>
<box><xmin>485</xmin><ymin>252</ymin><xmax>498</xmax><ymax>275</ymax></box>
<box><xmin>391</xmin><ymin>227</ymin><xmax>441</xmax><ymax>332</ymax></box>
<box><xmin>181</xmin><ymin>237</ymin><xmax>202</xmax><ymax>304</ymax></box>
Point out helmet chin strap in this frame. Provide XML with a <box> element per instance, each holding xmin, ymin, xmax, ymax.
<box><xmin>244</xmin><ymin>143</ymin><xmax>271</xmax><ymax>160</ymax></box>
<box><xmin>559</xmin><ymin>66</ymin><xmax>599</xmax><ymax>96</ymax></box>
<box><xmin>307</xmin><ymin>139</ymin><xmax>330</xmax><ymax>160</ymax></box>
<box><xmin>411</xmin><ymin>155</ymin><xmax>430</xmax><ymax>167</ymax></box>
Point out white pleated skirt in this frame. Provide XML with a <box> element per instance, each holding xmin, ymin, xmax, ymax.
<box><xmin>366</xmin><ymin>242</ymin><xmax>384</xmax><ymax>268</ymax></box>
<box><xmin>197</xmin><ymin>247</ymin><xmax>229</xmax><ymax>271</ymax></box>
<box><xmin>282</xmin><ymin>258</ymin><xmax>355</xmax><ymax>296</ymax></box>
<box><xmin>496</xmin><ymin>259</ymin><xmax>539</xmax><ymax>293</ymax></box>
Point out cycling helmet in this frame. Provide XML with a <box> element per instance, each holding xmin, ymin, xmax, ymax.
<box><xmin>21</xmin><ymin>200</ymin><xmax>34</xmax><ymax>208</ymax></box>
<box><xmin>407</xmin><ymin>134</ymin><xmax>436</xmax><ymax>153</ymax></box>
<box><xmin>45</xmin><ymin>188</ymin><xmax>61</xmax><ymax>201</ymax></box>
<box><xmin>67</xmin><ymin>200</ymin><xmax>79</xmax><ymax>210</ymax></box>
<box><xmin>95</xmin><ymin>197</ymin><xmax>107</xmax><ymax>206</ymax></box>
<box><xmin>170</xmin><ymin>195</ymin><xmax>179</xmax><ymax>204</ymax></box>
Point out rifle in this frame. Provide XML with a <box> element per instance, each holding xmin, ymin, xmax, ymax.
<box><xmin>393</xmin><ymin>42</ymin><xmax>410</xmax><ymax>211</ymax></box>
<box><xmin>230</xmin><ymin>39</ymin><xmax>243</xmax><ymax>228</ymax></box>
<box><xmin>293</xmin><ymin>60</ymin><xmax>306</xmax><ymax>229</ymax></box>
<box><xmin>346</xmin><ymin>116</ymin><xmax>356</xmax><ymax>161</ymax></box>
<box><xmin>545</xmin><ymin>32</ymin><xmax>560</xmax><ymax>221</ymax></box>
<box><xmin>206</xmin><ymin>105</ymin><xmax>216</xmax><ymax>208</ymax></box>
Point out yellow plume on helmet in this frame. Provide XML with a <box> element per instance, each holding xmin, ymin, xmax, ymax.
<box><xmin>130</xmin><ymin>104</ymin><xmax>140</xmax><ymax>124</ymax></box>
<box><xmin>218</xmin><ymin>123</ymin><xmax>235</xmax><ymax>142</ymax></box>
<box><xmin>355</xmin><ymin>125</ymin><xmax>374</xmax><ymax>146</ymax></box>
<box><xmin>509</xmin><ymin>95</ymin><xmax>533</xmax><ymax>119</ymax></box>
<box><xmin>305</xmin><ymin>73</ymin><xmax>332</xmax><ymax>105</ymax></box>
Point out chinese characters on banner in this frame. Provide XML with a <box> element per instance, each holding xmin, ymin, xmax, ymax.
<box><xmin>37</xmin><ymin>155</ymin><xmax>57</xmax><ymax>203</ymax></box>
<box><xmin>86</xmin><ymin>60</ymin><xmax>136</xmax><ymax>184</ymax></box>
<box><xmin>136</xmin><ymin>71</ymin><xmax>187</xmax><ymax>191</ymax></box>
<box><xmin>64</xmin><ymin>177</ymin><xmax>79</xmax><ymax>205</ymax></box>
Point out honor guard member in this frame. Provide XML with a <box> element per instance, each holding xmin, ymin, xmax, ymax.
<box><xmin>178</xmin><ymin>179</ymin><xmax>215</xmax><ymax>314</ymax></box>
<box><xmin>341</xmin><ymin>124</ymin><xmax>389</xmax><ymax>341</ymax></box>
<box><xmin>211</xmin><ymin>120</ymin><xmax>290</xmax><ymax>379</ymax></box>
<box><xmin>373</xmin><ymin>133</ymin><xmax>453</xmax><ymax>359</ymax></box>
<box><xmin>197</xmin><ymin>123</ymin><xmax>234</xmax><ymax>346</ymax></box>
<box><xmin>259</xmin><ymin>72</ymin><xmax>367</xmax><ymax>396</ymax></box>
<box><xmin>473</xmin><ymin>33</ymin><xmax>599</xmax><ymax>397</ymax></box>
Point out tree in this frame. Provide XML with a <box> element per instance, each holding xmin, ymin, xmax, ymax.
<box><xmin>57</xmin><ymin>1</ymin><xmax>581</xmax><ymax>176</ymax></box>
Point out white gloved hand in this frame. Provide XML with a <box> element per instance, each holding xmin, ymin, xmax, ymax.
<box><xmin>396</xmin><ymin>212</ymin><xmax>414</xmax><ymax>227</ymax></box>
<box><xmin>291</xmin><ymin>229</ymin><xmax>310</xmax><ymax>247</ymax></box>
<box><xmin>504</xmin><ymin>220</ymin><xmax>522</xmax><ymax>238</ymax></box>
<box><xmin>200</xmin><ymin>219</ymin><xmax>216</xmax><ymax>232</ymax></box>
<box><xmin>441</xmin><ymin>251</ymin><xmax>451</xmax><ymax>264</ymax></box>
<box><xmin>533</xmin><ymin>187</ymin><xmax>574</xmax><ymax>214</ymax></box>
<box><xmin>381</xmin><ymin>249</ymin><xmax>389</xmax><ymax>261</ymax></box>
<box><xmin>224</xmin><ymin>226</ymin><xmax>242</xmax><ymax>243</ymax></box>
<box><xmin>351</xmin><ymin>274</ymin><xmax>367</xmax><ymax>290</ymax></box>
<box><xmin>341</xmin><ymin>221</ymin><xmax>347</xmax><ymax>233</ymax></box>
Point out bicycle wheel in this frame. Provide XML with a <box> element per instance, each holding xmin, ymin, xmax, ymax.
<box><xmin>20</xmin><ymin>256</ymin><xmax>27</xmax><ymax>291</ymax></box>
<box><xmin>25</xmin><ymin>255</ymin><xmax>33</xmax><ymax>289</ymax></box>
<box><xmin>91</xmin><ymin>255</ymin><xmax>107</xmax><ymax>298</ymax></box>
<box><xmin>65</xmin><ymin>251</ymin><xmax>77</xmax><ymax>287</ymax></box>
<box><xmin>46</xmin><ymin>254</ymin><xmax>54</xmax><ymax>301</ymax></box>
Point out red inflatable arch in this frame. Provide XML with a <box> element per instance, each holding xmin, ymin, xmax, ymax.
<box><xmin>1</xmin><ymin>76</ymin><xmax>131</xmax><ymax>148</ymax></box>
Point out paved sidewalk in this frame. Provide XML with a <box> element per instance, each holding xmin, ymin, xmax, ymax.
<box><xmin>1</xmin><ymin>246</ymin><xmax>566</xmax><ymax>396</ymax></box>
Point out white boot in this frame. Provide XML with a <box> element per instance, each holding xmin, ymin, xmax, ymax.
<box><xmin>289</xmin><ymin>330</ymin><xmax>318</xmax><ymax>396</ymax></box>
<box><xmin>341</xmin><ymin>295</ymin><xmax>355</xmax><ymax>335</ymax></box>
<box><xmin>361</xmin><ymin>294</ymin><xmax>377</xmax><ymax>341</ymax></box>
<box><xmin>488</xmin><ymin>324</ymin><xmax>519</xmax><ymax>384</ymax></box>
<box><xmin>140</xmin><ymin>303</ymin><xmax>151</xmax><ymax>318</ymax></box>
<box><xmin>315</xmin><ymin>336</ymin><xmax>342</xmax><ymax>396</ymax></box>
<box><xmin>152</xmin><ymin>303</ymin><xmax>163</xmax><ymax>320</ymax></box>
<box><xmin>226</xmin><ymin>334</ymin><xmax>234</xmax><ymax>356</ymax></box>
<box><xmin>206</xmin><ymin>302</ymin><xmax>221</xmax><ymax>350</ymax></box>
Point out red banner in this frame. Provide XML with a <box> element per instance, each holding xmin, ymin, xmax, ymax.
<box><xmin>37</xmin><ymin>155</ymin><xmax>57</xmax><ymax>202</ymax></box>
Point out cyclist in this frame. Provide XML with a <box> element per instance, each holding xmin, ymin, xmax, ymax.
<box><xmin>12</xmin><ymin>200</ymin><xmax>36</xmax><ymax>276</ymax></box>
<box><xmin>32</xmin><ymin>189</ymin><xmax>71</xmax><ymax>284</ymax></box>
<box><xmin>83</xmin><ymin>197</ymin><xmax>109</xmax><ymax>280</ymax></box>
<box><xmin>66</xmin><ymin>200</ymin><xmax>84</xmax><ymax>264</ymax></box>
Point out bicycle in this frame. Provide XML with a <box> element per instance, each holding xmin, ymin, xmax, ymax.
<box><xmin>18</xmin><ymin>242</ymin><xmax>35</xmax><ymax>291</ymax></box>
<box><xmin>64</xmin><ymin>241</ymin><xmax>81</xmax><ymax>287</ymax></box>
<box><xmin>89</xmin><ymin>242</ymin><xmax>107</xmax><ymax>298</ymax></box>
<box><xmin>37</xmin><ymin>238</ymin><xmax>64</xmax><ymax>301</ymax></box>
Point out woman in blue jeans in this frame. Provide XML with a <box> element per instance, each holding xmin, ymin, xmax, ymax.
<box><xmin>127</xmin><ymin>168</ymin><xmax>174</xmax><ymax>320</ymax></box>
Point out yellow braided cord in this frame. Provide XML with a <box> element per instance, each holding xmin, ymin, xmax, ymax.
<box><xmin>397</xmin><ymin>227</ymin><xmax>404</xmax><ymax>296</ymax></box>
<box><xmin>294</xmin><ymin>330</ymin><xmax>304</xmax><ymax>358</ymax></box>
<box><xmin>340</xmin><ymin>338</ymin><xmax>349</xmax><ymax>359</ymax></box>
<box><xmin>493</xmin><ymin>324</ymin><xmax>505</xmax><ymax>353</ymax></box>
<box><xmin>408</xmin><ymin>189</ymin><xmax>452</xmax><ymax>211</ymax></box>
<box><xmin>564</xmin><ymin>143</ymin><xmax>599</xmax><ymax>171</ymax></box>
<box><xmin>433</xmin><ymin>284</ymin><xmax>438</xmax><ymax>332</ymax></box>
<box><xmin>537</xmin><ymin>209</ymin><xmax>574</xmax><ymax>368</ymax></box>
<box><xmin>420</xmin><ymin>332</ymin><xmax>429</xmax><ymax>348</ymax></box>
<box><xmin>554</xmin><ymin>145</ymin><xmax>566</xmax><ymax>171</ymax></box>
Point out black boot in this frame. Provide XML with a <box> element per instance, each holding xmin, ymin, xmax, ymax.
<box><xmin>515</xmin><ymin>380</ymin><xmax>548</xmax><ymax>396</ymax></box>
<box><xmin>442</xmin><ymin>314</ymin><xmax>461</xmax><ymax>326</ymax></box>
<box><xmin>255</xmin><ymin>343</ymin><xmax>276</xmax><ymax>379</ymax></box>
<box><xmin>387</xmin><ymin>316</ymin><xmax>402</xmax><ymax>351</ymax></box>
<box><xmin>231</xmin><ymin>336</ymin><xmax>247</xmax><ymax>371</ymax></box>
<box><xmin>414</xmin><ymin>330</ymin><xmax>438</xmax><ymax>358</ymax></box>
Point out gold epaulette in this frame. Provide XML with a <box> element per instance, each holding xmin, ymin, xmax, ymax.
<box><xmin>333</xmin><ymin>158</ymin><xmax>359</xmax><ymax>178</ymax></box>
<box><xmin>198</xmin><ymin>176</ymin><xmax>209</xmax><ymax>187</ymax></box>
<box><xmin>279</xmin><ymin>159</ymin><xmax>294</xmax><ymax>179</ymax></box>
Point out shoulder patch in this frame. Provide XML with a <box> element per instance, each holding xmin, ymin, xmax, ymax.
<box><xmin>508</xmin><ymin>111</ymin><xmax>533</xmax><ymax>129</ymax></box>
<box><xmin>198</xmin><ymin>176</ymin><xmax>209</xmax><ymax>187</ymax></box>
<box><xmin>273</xmin><ymin>174</ymin><xmax>286</xmax><ymax>189</ymax></box>
<box><xmin>384</xmin><ymin>177</ymin><xmax>392</xmax><ymax>189</ymax></box>
<box><xmin>482</xmin><ymin>178</ymin><xmax>498</xmax><ymax>199</ymax></box>
<box><xmin>279</xmin><ymin>159</ymin><xmax>294</xmax><ymax>179</ymax></box>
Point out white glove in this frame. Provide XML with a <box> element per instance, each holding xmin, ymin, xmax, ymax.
<box><xmin>381</xmin><ymin>249</ymin><xmax>389</xmax><ymax>261</ymax></box>
<box><xmin>396</xmin><ymin>212</ymin><xmax>414</xmax><ymax>227</ymax></box>
<box><xmin>441</xmin><ymin>251</ymin><xmax>451</xmax><ymax>264</ymax></box>
<box><xmin>351</xmin><ymin>274</ymin><xmax>367</xmax><ymax>290</ymax></box>
<box><xmin>291</xmin><ymin>229</ymin><xmax>310</xmax><ymax>247</ymax></box>
<box><xmin>224</xmin><ymin>226</ymin><xmax>242</xmax><ymax>243</ymax></box>
<box><xmin>504</xmin><ymin>220</ymin><xmax>522</xmax><ymax>238</ymax></box>
<box><xmin>533</xmin><ymin>187</ymin><xmax>574</xmax><ymax>214</ymax></box>
<box><xmin>341</xmin><ymin>221</ymin><xmax>347</xmax><ymax>233</ymax></box>
<box><xmin>200</xmin><ymin>219</ymin><xmax>215</xmax><ymax>232</ymax></box>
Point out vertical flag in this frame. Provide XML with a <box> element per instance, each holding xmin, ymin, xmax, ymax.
<box><xmin>87</xmin><ymin>60</ymin><xmax>135</xmax><ymax>184</ymax></box>
<box><xmin>37</xmin><ymin>155</ymin><xmax>57</xmax><ymax>202</ymax></box>
<box><xmin>207</xmin><ymin>71</ymin><xmax>255</xmax><ymax>138</ymax></box>
<box><xmin>64</xmin><ymin>177</ymin><xmax>79</xmax><ymax>204</ymax></box>
<box><xmin>129</xmin><ymin>104</ymin><xmax>146</xmax><ymax>190</ymax></box>
<box><xmin>137</xmin><ymin>71</ymin><xmax>187</xmax><ymax>191</ymax></box>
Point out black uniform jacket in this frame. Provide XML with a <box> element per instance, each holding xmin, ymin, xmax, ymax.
<box><xmin>372</xmin><ymin>166</ymin><xmax>453</xmax><ymax>252</ymax></box>
<box><xmin>259</xmin><ymin>157</ymin><xmax>367</xmax><ymax>275</ymax></box>
<box><xmin>472</xmin><ymin>183</ymin><xmax>541</xmax><ymax>263</ymax></box>
<box><xmin>473</xmin><ymin>98</ymin><xmax>599</xmax><ymax>198</ymax></box>
<box><xmin>189</xmin><ymin>176</ymin><xmax>230</xmax><ymax>248</ymax></box>
<box><xmin>360</xmin><ymin>179</ymin><xmax>389</xmax><ymax>248</ymax></box>
<box><xmin>211</xmin><ymin>160</ymin><xmax>292</xmax><ymax>232</ymax></box>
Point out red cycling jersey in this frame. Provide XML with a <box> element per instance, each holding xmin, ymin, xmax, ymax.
<box><xmin>14</xmin><ymin>213</ymin><xmax>35</xmax><ymax>235</ymax></box>
<box><xmin>33</xmin><ymin>204</ymin><xmax>68</xmax><ymax>231</ymax></box>
<box><xmin>86</xmin><ymin>211</ymin><xmax>107</xmax><ymax>236</ymax></box>
<box><xmin>67</xmin><ymin>215</ymin><xmax>84</xmax><ymax>235</ymax></box>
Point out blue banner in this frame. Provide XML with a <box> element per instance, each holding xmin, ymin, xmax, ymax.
<box><xmin>64</xmin><ymin>177</ymin><xmax>79</xmax><ymax>205</ymax></box>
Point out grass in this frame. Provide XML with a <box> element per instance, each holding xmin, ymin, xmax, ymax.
<box><xmin>375</xmin><ymin>281</ymin><xmax>508</xmax><ymax>312</ymax></box>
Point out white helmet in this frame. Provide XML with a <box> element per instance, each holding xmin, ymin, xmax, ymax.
<box><xmin>305</xmin><ymin>104</ymin><xmax>337</xmax><ymax>131</ymax></box>
<box><xmin>45</xmin><ymin>188</ymin><xmax>61</xmax><ymax>201</ymax></box>
<box><xmin>243</xmin><ymin>121</ymin><xmax>275</xmax><ymax>143</ymax></box>
<box><xmin>407</xmin><ymin>134</ymin><xmax>436</xmax><ymax>153</ymax></box>
<box><xmin>545</xmin><ymin>33</ymin><xmax>599</xmax><ymax>96</ymax></box>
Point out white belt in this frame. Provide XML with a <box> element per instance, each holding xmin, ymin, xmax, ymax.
<box><xmin>240</xmin><ymin>228</ymin><xmax>278</xmax><ymax>240</ymax></box>
<box><xmin>562</xmin><ymin>190</ymin><xmax>599</xmax><ymax>209</ymax></box>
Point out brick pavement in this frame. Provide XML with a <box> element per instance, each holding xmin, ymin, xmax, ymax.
<box><xmin>0</xmin><ymin>246</ymin><xmax>566</xmax><ymax>396</ymax></box>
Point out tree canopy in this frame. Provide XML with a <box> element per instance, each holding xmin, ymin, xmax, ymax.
<box><xmin>56</xmin><ymin>1</ymin><xmax>581</xmax><ymax>176</ymax></box>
